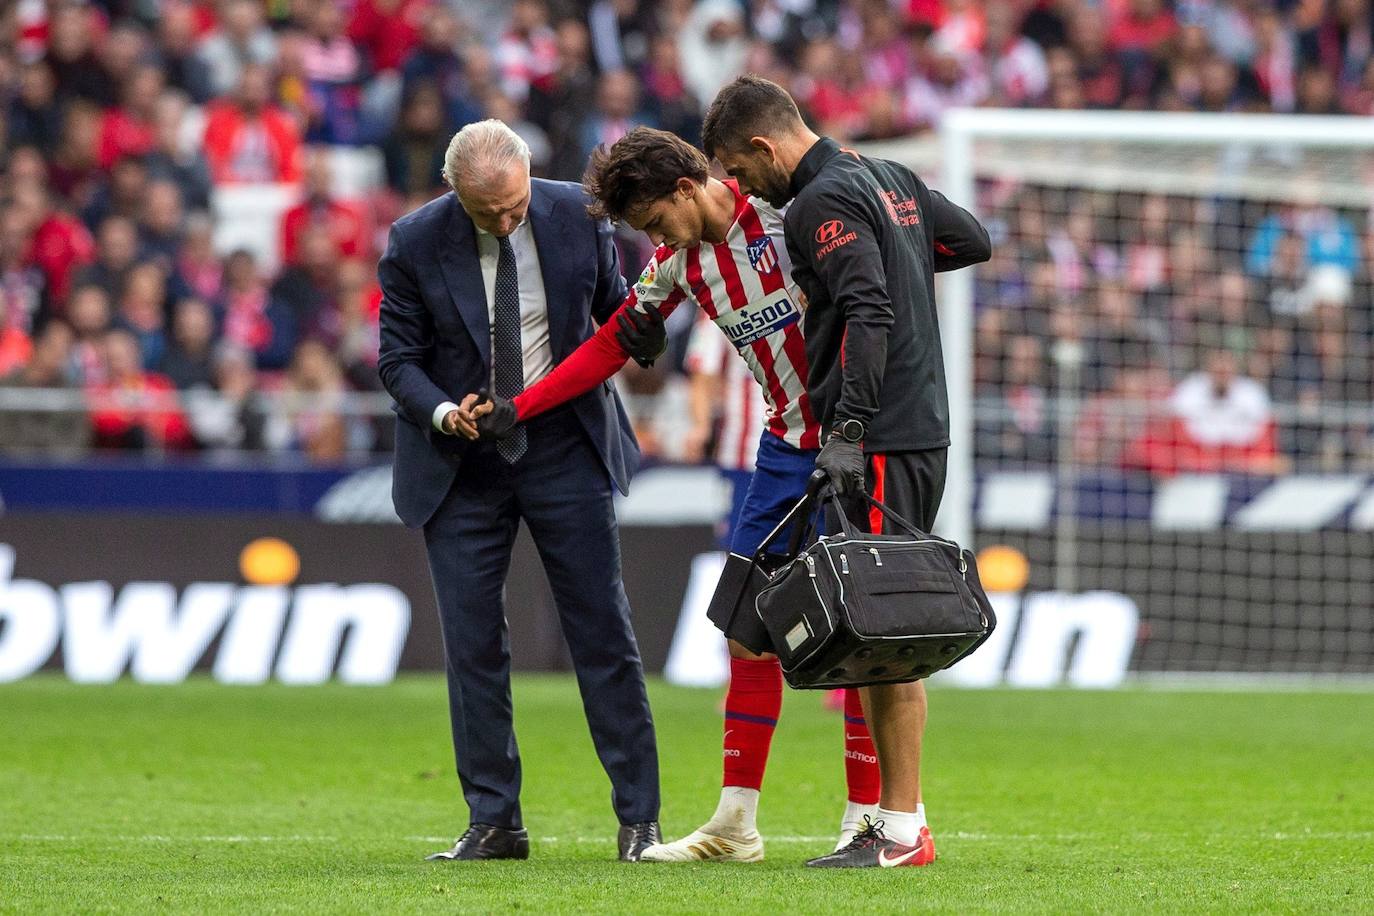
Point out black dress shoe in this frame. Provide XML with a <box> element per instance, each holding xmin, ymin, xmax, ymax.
<box><xmin>426</xmin><ymin>823</ymin><xmax>530</xmax><ymax>861</ymax></box>
<box><xmin>618</xmin><ymin>821</ymin><xmax>662</xmax><ymax>862</ymax></box>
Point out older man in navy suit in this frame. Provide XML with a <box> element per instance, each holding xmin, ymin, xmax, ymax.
<box><xmin>377</xmin><ymin>120</ymin><xmax>660</xmax><ymax>862</ymax></box>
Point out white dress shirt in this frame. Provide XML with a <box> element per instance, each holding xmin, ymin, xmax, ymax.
<box><xmin>433</xmin><ymin>218</ymin><xmax>555</xmax><ymax>432</ymax></box>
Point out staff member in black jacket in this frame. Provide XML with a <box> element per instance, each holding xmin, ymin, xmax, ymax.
<box><xmin>702</xmin><ymin>76</ymin><xmax>991</xmax><ymax>869</ymax></box>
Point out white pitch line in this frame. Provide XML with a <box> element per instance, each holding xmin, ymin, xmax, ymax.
<box><xmin>9</xmin><ymin>831</ymin><xmax>1374</xmax><ymax>844</ymax></box>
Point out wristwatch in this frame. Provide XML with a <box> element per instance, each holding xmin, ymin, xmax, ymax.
<box><xmin>832</xmin><ymin>418</ymin><xmax>866</xmax><ymax>443</ymax></box>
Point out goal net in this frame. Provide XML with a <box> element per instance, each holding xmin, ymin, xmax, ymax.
<box><xmin>868</xmin><ymin>111</ymin><xmax>1374</xmax><ymax>684</ymax></box>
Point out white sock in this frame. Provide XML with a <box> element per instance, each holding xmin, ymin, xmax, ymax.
<box><xmin>877</xmin><ymin>806</ymin><xmax>923</xmax><ymax>847</ymax></box>
<box><xmin>840</xmin><ymin>800</ymin><xmax>880</xmax><ymax>830</ymax></box>
<box><xmin>706</xmin><ymin>786</ymin><xmax>760</xmax><ymax>837</ymax></box>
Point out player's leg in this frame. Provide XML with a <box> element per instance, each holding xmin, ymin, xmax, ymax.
<box><xmin>807</xmin><ymin>449</ymin><xmax>945</xmax><ymax>868</ymax></box>
<box><xmin>422</xmin><ymin>461</ymin><xmax>525</xmax><ymax>841</ymax></box>
<box><xmin>835</xmin><ymin>688</ymin><xmax>882</xmax><ymax>850</ymax></box>
<box><xmin>641</xmin><ymin>433</ymin><xmax>812</xmax><ymax>863</ymax></box>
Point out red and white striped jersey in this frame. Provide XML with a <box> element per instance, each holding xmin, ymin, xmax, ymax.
<box><xmin>684</xmin><ymin>311</ymin><xmax>769</xmax><ymax>471</ymax></box>
<box><xmin>628</xmin><ymin>181</ymin><xmax>821</xmax><ymax>451</ymax></box>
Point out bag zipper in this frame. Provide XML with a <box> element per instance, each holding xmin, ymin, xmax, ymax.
<box><xmin>869</xmin><ymin>548</ymin><xmax>882</xmax><ymax>567</ymax></box>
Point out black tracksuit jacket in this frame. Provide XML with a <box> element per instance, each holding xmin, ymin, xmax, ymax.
<box><xmin>783</xmin><ymin>137</ymin><xmax>992</xmax><ymax>452</ymax></box>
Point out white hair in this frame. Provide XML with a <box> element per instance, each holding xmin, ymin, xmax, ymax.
<box><xmin>442</xmin><ymin>119</ymin><xmax>532</xmax><ymax>192</ymax></box>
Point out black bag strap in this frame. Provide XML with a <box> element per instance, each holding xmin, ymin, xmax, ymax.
<box><xmin>753</xmin><ymin>470</ymin><xmax>828</xmax><ymax>563</ymax></box>
<box><xmin>822</xmin><ymin>488</ymin><xmax>930</xmax><ymax>541</ymax></box>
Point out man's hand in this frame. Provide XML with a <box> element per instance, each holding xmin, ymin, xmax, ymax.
<box><xmin>815</xmin><ymin>436</ymin><xmax>865</xmax><ymax>497</ymax></box>
<box><xmin>615</xmin><ymin>305</ymin><xmax>667</xmax><ymax>368</ymax></box>
<box><xmin>457</xmin><ymin>391</ymin><xmax>518</xmax><ymax>440</ymax></box>
<box><xmin>443</xmin><ymin>399</ymin><xmax>479</xmax><ymax>438</ymax></box>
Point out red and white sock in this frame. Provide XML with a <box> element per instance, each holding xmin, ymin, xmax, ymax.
<box><xmin>842</xmin><ymin>688</ymin><xmax>881</xmax><ymax>805</ymax></box>
<box><xmin>722</xmin><ymin>656</ymin><xmax>782</xmax><ymax>791</ymax></box>
<box><xmin>708</xmin><ymin>656</ymin><xmax>782</xmax><ymax>836</ymax></box>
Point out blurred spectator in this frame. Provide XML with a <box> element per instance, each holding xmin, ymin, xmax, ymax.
<box><xmin>1082</xmin><ymin>281</ymin><xmax>1168</xmax><ymax>394</ymax></box>
<box><xmin>977</xmin><ymin>333</ymin><xmax>1055</xmax><ymax>464</ymax></box>
<box><xmin>114</xmin><ymin>262</ymin><xmax>170</xmax><ymax>370</ymax></box>
<box><xmin>48</xmin><ymin>102</ymin><xmax>104</xmax><ymax>209</ymax></box>
<box><xmin>348</xmin><ymin>0</ymin><xmax>428</xmax><ymax>74</ymax></box>
<box><xmin>527</xmin><ymin>20</ymin><xmax>600</xmax><ymax>180</ymax></box>
<box><xmin>203</xmin><ymin>63</ymin><xmax>304</xmax><ymax>184</ymax></box>
<box><xmin>87</xmin><ymin>327</ymin><xmax>194</xmax><ymax>452</ymax></box>
<box><xmin>589</xmin><ymin>0</ymin><xmax>657</xmax><ymax>73</ymax></box>
<box><xmin>279</xmin><ymin>150</ymin><xmax>369</xmax><ymax>266</ymax></box>
<box><xmin>219</xmin><ymin>249</ymin><xmax>296</xmax><ymax>371</ymax></box>
<box><xmin>1125</xmin><ymin>346</ymin><xmax>1280</xmax><ymax>475</ymax></box>
<box><xmin>382</xmin><ymin>82</ymin><xmax>451</xmax><ymax>198</ymax></box>
<box><xmin>144</xmin><ymin>91</ymin><xmax>214</xmax><ymax>212</ymax></box>
<box><xmin>3</xmin><ymin>320</ymin><xmax>74</xmax><ymax>388</ymax></box>
<box><xmin>300</xmin><ymin>0</ymin><xmax>368</xmax><ymax>145</ymax></box>
<box><xmin>1074</xmin><ymin>362</ymin><xmax>1173</xmax><ymax>469</ymax></box>
<box><xmin>43</xmin><ymin>2</ymin><xmax>109</xmax><ymax>104</ymax></box>
<box><xmin>271</xmin><ymin>225</ymin><xmax>337</xmax><ymax>331</ymax></box>
<box><xmin>0</xmin><ymin>204</ymin><xmax>46</xmax><ymax>356</ymax></box>
<box><xmin>74</xmin><ymin>215</ymin><xmax>142</xmax><ymax>302</ymax></box>
<box><xmin>905</xmin><ymin>36</ymin><xmax>990</xmax><ymax>129</ymax></box>
<box><xmin>331</xmin><ymin>258</ymin><xmax>383</xmax><ymax>391</ymax></box>
<box><xmin>175</xmin><ymin>213</ymin><xmax>225</xmax><ymax>304</ymax></box>
<box><xmin>265</xmin><ymin>339</ymin><xmax>362</xmax><ymax>462</ymax></box>
<box><xmin>157</xmin><ymin>0</ymin><xmax>216</xmax><ymax>104</ymax></box>
<box><xmin>66</xmin><ymin>285</ymin><xmax>113</xmax><ymax>385</ymax></box>
<box><xmin>1247</xmin><ymin>190</ymin><xmax>1359</xmax><ymax>276</ymax></box>
<box><xmin>197</xmin><ymin>0</ymin><xmax>279</xmax><ymax>98</ymax></box>
<box><xmin>679</xmin><ymin>0</ymin><xmax>750</xmax><ymax>107</ymax></box>
<box><xmin>982</xmin><ymin>1</ymin><xmax>1049</xmax><ymax>107</ymax></box>
<box><xmin>98</xmin><ymin>64</ymin><xmax>164</xmax><ymax>171</ymax></box>
<box><xmin>81</xmin><ymin>154</ymin><xmax>150</xmax><ymax>229</ymax></box>
<box><xmin>9</xmin><ymin>61</ymin><xmax>62</xmax><ymax>154</ymax></box>
<box><xmin>185</xmin><ymin>345</ymin><xmax>269</xmax><ymax>452</ymax></box>
<box><xmin>496</xmin><ymin>0</ymin><xmax>558</xmax><ymax>102</ymax></box>
<box><xmin>579</xmin><ymin>69</ymin><xmax>652</xmax><ymax>164</ymax></box>
<box><xmin>15</xmin><ymin>184</ymin><xmax>95</xmax><ymax>307</ymax></box>
<box><xmin>400</xmin><ymin>6</ymin><xmax>481</xmax><ymax>129</ymax></box>
<box><xmin>159</xmin><ymin>297</ymin><xmax>218</xmax><ymax>390</ymax></box>
<box><xmin>138</xmin><ymin>180</ymin><xmax>188</xmax><ymax>271</ymax></box>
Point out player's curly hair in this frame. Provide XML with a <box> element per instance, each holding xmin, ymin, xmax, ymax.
<box><xmin>583</xmin><ymin>127</ymin><xmax>709</xmax><ymax>223</ymax></box>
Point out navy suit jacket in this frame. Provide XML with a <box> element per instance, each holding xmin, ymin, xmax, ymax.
<box><xmin>377</xmin><ymin>180</ymin><xmax>639</xmax><ymax>529</ymax></box>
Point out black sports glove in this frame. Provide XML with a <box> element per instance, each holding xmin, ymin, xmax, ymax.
<box><xmin>473</xmin><ymin>391</ymin><xmax>518</xmax><ymax>440</ymax></box>
<box><xmin>615</xmin><ymin>305</ymin><xmax>667</xmax><ymax>368</ymax></box>
<box><xmin>815</xmin><ymin>436</ymin><xmax>865</xmax><ymax>497</ymax></box>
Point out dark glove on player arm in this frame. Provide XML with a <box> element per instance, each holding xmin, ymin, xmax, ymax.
<box><xmin>615</xmin><ymin>305</ymin><xmax>667</xmax><ymax>368</ymax></box>
<box><xmin>473</xmin><ymin>392</ymin><xmax>519</xmax><ymax>440</ymax></box>
<box><xmin>815</xmin><ymin>437</ymin><xmax>865</xmax><ymax>497</ymax></box>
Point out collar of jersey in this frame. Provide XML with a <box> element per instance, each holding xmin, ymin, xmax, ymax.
<box><xmin>789</xmin><ymin>136</ymin><xmax>842</xmax><ymax>199</ymax></box>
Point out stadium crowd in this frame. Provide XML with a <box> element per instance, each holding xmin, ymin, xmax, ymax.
<box><xmin>0</xmin><ymin>0</ymin><xmax>1372</xmax><ymax>470</ymax></box>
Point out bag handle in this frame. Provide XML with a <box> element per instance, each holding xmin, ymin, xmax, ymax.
<box><xmin>753</xmin><ymin>469</ymin><xmax>828</xmax><ymax>563</ymax></box>
<box><xmin>821</xmin><ymin>486</ymin><xmax>930</xmax><ymax>541</ymax></box>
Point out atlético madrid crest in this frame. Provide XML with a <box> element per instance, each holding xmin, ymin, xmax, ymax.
<box><xmin>747</xmin><ymin>237</ymin><xmax>778</xmax><ymax>275</ymax></box>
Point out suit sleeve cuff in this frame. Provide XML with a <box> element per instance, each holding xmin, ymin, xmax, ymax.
<box><xmin>432</xmin><ymin>401</ymin><xmax>459</xmax><ymax>433</ymax></box>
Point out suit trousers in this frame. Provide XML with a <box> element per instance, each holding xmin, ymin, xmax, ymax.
<box><xmin>422</xmin><ymin>405</ymin><xmax>660</xmax><ymax>828</ymax></box>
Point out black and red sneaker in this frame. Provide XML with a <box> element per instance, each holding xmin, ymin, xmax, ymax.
<box><xmin>804</xmin><ymin>817</ymin><xmax>936</xmax><ymax>869</ymax></box>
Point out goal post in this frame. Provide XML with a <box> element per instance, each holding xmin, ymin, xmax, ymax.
<box><xmin>863</xmin><ymin>110</ymin><xmax>1374</xmax><ymax>680</ymax></box>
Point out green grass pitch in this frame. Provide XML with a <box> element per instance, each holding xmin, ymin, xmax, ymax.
<box><xmin>2</xmin><ymin>676</ymin><xmax>1371</xmax><ymax>913</ymax></box>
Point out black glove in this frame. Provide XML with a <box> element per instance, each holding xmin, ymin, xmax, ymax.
<box><xmin>815</xmin><ymin>436</ymin><xmax>865</xmax><ymax>497</ymax></box>
<box><xmin>473</xmin><ymin>391</ymin><xmax>518</xmax><ymax>440</ymax></box>
<box><xmin>615</xmin><ymin>305</ymin><xmax>667</xmax><ymax>368</ymax></box>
